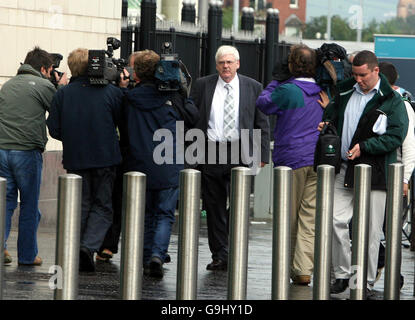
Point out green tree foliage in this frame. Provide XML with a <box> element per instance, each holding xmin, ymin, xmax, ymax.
<box><xmin>304</xmin><ymin>14</ymin><xmax>415</xmax><ymax>42</ymax></box>
<box><xmin>222</xmin><ymin>7</ymin><xmax>234</xmax><ymax>29</ymax></box>
<box><xmin>303</xmin><ymin>15</ymin><xmax>356</xmax><ymax>40</ymax></box>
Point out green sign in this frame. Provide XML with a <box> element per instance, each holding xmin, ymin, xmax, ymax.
<box><xmin>128</xmin><ymin>0</ymin><xmax>141</xmax><ymax>9</ymax></box>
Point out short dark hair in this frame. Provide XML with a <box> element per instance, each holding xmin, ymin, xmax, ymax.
<box><xmin>288</xmin><ymin>44</ymin><xmax>317</xmax><ymax>78</ymax></box>
<box><xmin>23</xmin><ymin>46</ymin><xmax>53</xmax><ymax>73</ymax></box>
<box><xmin>379</xmin><ymin>61</ymin><xmax>398</xmax><ymax>86</ymax></box>
<box><xmin>352</xmin><ymin>50</ymin><xmax>378</xmax><ymax>70</ymax></box>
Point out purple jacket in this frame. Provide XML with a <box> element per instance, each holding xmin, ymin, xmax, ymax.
<box><xmin>256</xmin><ymin>78</ymin><xmax>323</xmax><ymax>170</ymax></box>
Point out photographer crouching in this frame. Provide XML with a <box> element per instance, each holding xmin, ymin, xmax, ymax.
<box><xmin>0</xmin><ymin>47</ymin><xmax>67</xmax><ymax>266</ymax></box>
<box><xmin>122</xmin><ymin>49</ymin><xmax>198</xmax><ymax>279</ymax></box>
<box><xmin>46</xmin><ymin>48</ymin><xmax>127</xmax><ymax>272</ymax></box>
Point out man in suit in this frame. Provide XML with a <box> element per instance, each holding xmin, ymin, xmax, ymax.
<box><xmin>190</xmin><ymin>45</ymin><xmax>270</xmax><ymax>271</ymax></box>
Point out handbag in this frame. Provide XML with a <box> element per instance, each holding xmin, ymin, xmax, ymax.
<box><xmin>313</xmin><ymin>122</ymin><xmax>341</xmax><ymax>174</ymax></box>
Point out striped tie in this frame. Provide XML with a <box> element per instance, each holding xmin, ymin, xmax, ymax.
<box><xmin>223</xmin><ymin>83</ymin><xmax>236</xmax><ymax>141</ymax></box>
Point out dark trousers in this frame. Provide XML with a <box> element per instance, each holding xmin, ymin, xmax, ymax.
<box><xmin>99</xmin><ymin>165</ymin><xmax>124</xmax><ymax>254</ymax></box>
<box><xmin>201</xmin><ymin>140</ymin><xmax>245</xmax><ymax>262</ymax></box>
<box><xmin>68</xmin><ymin>166</ymin><xmax>116</xmax><ymax>252</ymax></box>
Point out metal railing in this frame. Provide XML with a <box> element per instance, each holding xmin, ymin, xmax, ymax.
<box><xmin>176</xmin><ymin>169</ymin><xmax>201</xmax><ymax>300</ymax></box>
<box><xmin>54</xmin><ymin>174</ymin><xmax>82</xmax><ymax>300</ymax></box>
<box><xmin>385</xmin><ymin>163</ymin><xmax>404</xmax><ymax>300</ymax></box>
<box><xmin>0</xmin><ymin>178</ymin><xmax>6</xmax><ymax>300</ymax></box>
<box><xmin>227</xmin><ymin>167</ymin><xmax>252</xmax><ymax>300</ymax></box>
<box><xmin>271</xmin><ymin>166</ymin><xmax>292</xmax><ymax>300</ymax></box>
<box><xmin>120</xmin><ymin>172</ymin><xmax>146</xmax><ymax>300</ymax></box>
<box><xmin>313</xmin><ymin>165</ymin><xmax>335</xmax><ymax>300</ymax></box>
<box><xmin>350</xmin><ymin>164</ymin><xmax>372</xmax><ymax>300</ymax></box>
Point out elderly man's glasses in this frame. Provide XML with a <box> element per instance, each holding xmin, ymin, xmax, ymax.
<box><xmin>217</xmin><ymin>60</ymin><xmax>236</xmax><ymax>66</ymax></box>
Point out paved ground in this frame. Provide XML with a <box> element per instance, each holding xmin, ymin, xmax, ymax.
<box><xmin>2</xmin><ymin>218</ymin><xmax>414</xmax><ymax>301</ymax></box>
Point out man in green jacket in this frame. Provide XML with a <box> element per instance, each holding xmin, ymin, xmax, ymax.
<box><xmin>319</xmin><ymin>50</ymin><xmax>408</xmax><ymax>296</ymax></box>
<box><xmin>0</xmin><ymin>47</ymin><xmax>67</xmax><ymax>266</ymax></box>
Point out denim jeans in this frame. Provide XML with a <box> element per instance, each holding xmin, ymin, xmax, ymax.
<box><xmin>0</xmin><ymin>149</ymin><xmax>42</xmax><ymax>264</ymax></box>
<box><xmin>144</xmin><ymin>187</ymin><xmax>178</xmax><ymax>265</ymax></box>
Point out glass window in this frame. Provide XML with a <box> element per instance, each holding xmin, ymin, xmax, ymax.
<box><xmin>290</xmin><ymin>0</ymin><xmax>299</xmax><ymax>8</ymax></box>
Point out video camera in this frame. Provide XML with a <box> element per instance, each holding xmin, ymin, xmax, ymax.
<box><xmin>50</xmin><ymin>53</ymin><xmax>64</xmax><ymax>88</ymax></box>
<box><xmin>155</xmin><ymin>42</ymin><xmax>191</xmax><ymax>94</ymax></box>
<box><xmin>87</xmin><ymin>37</ymin><xmax>132</xmax><ymax>86</ymax></box>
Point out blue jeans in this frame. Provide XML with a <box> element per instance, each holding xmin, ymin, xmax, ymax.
<box><xmin>144</xmin><ymin>187</ymin><xmax>178</xmax><ymax>265</ymax></box>
<box><xmin>0</xmin><ymin>149</ymin><xmax>42</xmax><ymax>264</ymax></box>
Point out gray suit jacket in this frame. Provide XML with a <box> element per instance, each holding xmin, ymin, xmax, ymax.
<box><xmin>189</xmin><ymin>73</ymin><xmax>270</xmax><ymax>164</ymax></box>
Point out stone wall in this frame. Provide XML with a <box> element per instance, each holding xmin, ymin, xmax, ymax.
<box><xmin>0</xmin><ymin>0</ymin><xmax>122</xmax><ymax>229</ymax></box>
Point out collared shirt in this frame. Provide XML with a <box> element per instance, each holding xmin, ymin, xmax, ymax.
<box><xmin>207</xmin><ymin>74</ymin><xmax>240</xmax><ymax>142</ymax></box>
<box><xmin>341</xmin><ymin>79</ymin><xmax>381</xmax><ymax>160</ymax></box>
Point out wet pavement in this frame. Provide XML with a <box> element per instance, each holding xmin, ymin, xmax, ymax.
<box><xmin>2</xmin><ymin>219</ymin><xmax>415</xmax><ymax>301</ymax></box>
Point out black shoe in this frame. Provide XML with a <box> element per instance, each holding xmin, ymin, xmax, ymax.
<box><xmin>143</xmin><ymin>263</ymin><xmax>151</xmax><ymax>276</ymax></box>
<box><xmin>164</xmin><ymin>253</ymin><xmax>171</xmax><ymax>263</ymax></box>
<box><xmin>79</xmin><ymin>246</ymin><xmax>95</xmax><ymax>272</ymax></box>
<box><xmin>149</xmin><ymin>256</ymin><xmax>164</xmax><ymax>279</ymax></box>
<box><xmin>366</xmin><ymin>288</ymin><xmax>375</xmax><ymax>300</ymax></box>
<box><xmin>206</xmin><ymin>259</ymin><xmax>227</xmax><ymax>271</ymax></box>
<box><xmin>400</xmin><ymin>275</ymin><xmax>404</xmax><ymax>290</ymax></box>
<box><xmin>330</xmin><ymin>279</ymin><xmax>349</xmax><ymax>294</ymax></box>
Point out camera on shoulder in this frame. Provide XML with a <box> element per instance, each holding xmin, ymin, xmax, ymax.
<box><xmin>154</xmin><ymin>42</ymin><xmax>191</xmax><ymax>95</ymax></box>
<box><xmin>87</xmin><ymin>37</ymin><xmax>133</xmax><ymax>86</ymax></box>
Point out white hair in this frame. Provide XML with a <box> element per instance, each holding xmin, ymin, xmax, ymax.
<box><xmin>215</xmin><ymin>45</ymin><xmax>240</xmax><ymax>62</ymax></box>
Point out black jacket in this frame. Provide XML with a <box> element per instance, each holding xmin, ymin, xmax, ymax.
<box><xmin>47</xmin><ymin>76</ymin><xmax>123</xmax><ymax>170</ymax></box>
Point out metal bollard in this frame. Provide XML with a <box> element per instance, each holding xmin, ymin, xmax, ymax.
<box><xmin>350</xmin><ymin>164</ymin><xmax>372</xmax><ymax>300</ymax></box>
<box><xmin>384</xmin><ymin>163</ymin><xmax>404</xmax><ymax>300</ymax></box>
<box><xmin>54</xmin><ymin>174</ymin><xmax>82</xmax><ymax>300</ymax></box>
<box><xmin>0</xmin><ymin>178</ymin><xmax>6</xmax><ymax>300</ymax></box>
<box><xmin>271</xmin><ymin>166</ymin><xmax>292</xmax><ymax>300</ymax></box>
<box><xmin>227</xmin><ymin>167</ymin><xmax>252</xmax><ymax>300</ymax></box>
<box><xmin>176</xmin><ymin>169</ymin><xmax>201</xmax><ymax>300</ymax></box>
<box><xmin>313</xmin><ymin>165</ymin><xmax>335</xmax><ymax>300</ymax></box>
<box><xmin>120</xmin><ymin>172</ymin><xmax>146</xmax><ymax>300</ymax></box>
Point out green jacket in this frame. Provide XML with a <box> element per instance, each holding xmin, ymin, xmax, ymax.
<box><xmin>323</xmin><ymin>73</ymin><xmax>408</xmax><ymax>189</ymax></box>
<box><xmin>0</xmin><ymin>64</ymin><xmax>56</xmax><ymax>152</ymax></box>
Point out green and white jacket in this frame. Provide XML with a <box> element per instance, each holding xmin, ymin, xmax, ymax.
<box><xmin>323</xmin><ymin>73</ymin><xmax>408</xmax><ymax>190</ymax></box>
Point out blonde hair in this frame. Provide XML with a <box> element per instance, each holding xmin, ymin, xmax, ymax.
<box><xmin>133</xmin><ymin>50</ymin><xmax>160</xmax><ymax>82</ymax></box>
<box><xmin>68</xmin><ymin>48</ymin><xmax>89</xmax><ymax>77</ymax></box>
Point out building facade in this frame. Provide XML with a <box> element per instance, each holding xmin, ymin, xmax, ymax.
<box><xmin>224</xmin><ymin>0</ymin><xmax>306</xmax><ymax>35</ymax></box>
<box><xmin>0</xmin><ymin>0</ymin><xmax>122</xmax><ymax>228</ymax></box>
<box><xmin>397</xmin><ymin>0</ymin><xmax>415</xmax><ymax>18</ymax></box>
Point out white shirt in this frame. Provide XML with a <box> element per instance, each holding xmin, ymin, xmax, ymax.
<box><xmin>207</xmin><ymin>75</ymin><xmax>240</xmax><ymax>142</ymax></box>
<box><xmin>341</xmin><ymin>79</ymin><xmax>380</xmax><ymax>160</ymax></box>
<box><xmin>399</xmin><ymin>96</ymin><xmax>415</xmax><ymax>183</ymax></box>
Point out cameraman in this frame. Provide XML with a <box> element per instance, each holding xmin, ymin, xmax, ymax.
<box><xmin>95</xmin><ymin>51</ymin><xmax>138</xmax><ymax>262</ymax></box>
<box><xmin>0</xmin><ymin>46</ymin><xmax>67</xmax><ymax>266</ymax></box>
<box><xmin>46</xmin><ymin>48</ymin><xmax>125</xmax><ymax>272</ymax></box>
<box><xmin>122</xmin><ymin>49</ymin><xmax>195</xmax><ymax>279</ymax></box>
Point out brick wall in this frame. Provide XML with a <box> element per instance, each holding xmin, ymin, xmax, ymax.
<box><xmin>267</xmin><ymin>0</ymin><xmax>306</xmax><ymax>34</ymax></box>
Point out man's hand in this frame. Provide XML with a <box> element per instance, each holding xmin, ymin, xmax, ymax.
<box><xmin>260</xmin><ymin>162</ymin><xmax>266</xmax><ymax>168</ymax></box>
<box><xmin>317</xmin><ymin>121</ymin><xmax>329</xmax><ymax>132</ymax></box>
<box><xmin>57</xmin><ymin>72</ymin><xmax>68</xmax><ymax>86</ymax></box>
<box><xmin>318</xmin><ymin>91</ymin><xmax>330</xmax><ymax>109</ymax></box>
<box><xmin>119</xmin><ymin>68</ymin><xmax>130</xmax><ymax>88</ymax></box>
<box><xmin>404</xmin><ymin>183</ymin><xmax>409</xmax><ymax>197</ymax></box>
<box><xmin>347</xmin><ymin>143</ymin><xmax>361</xmax><ymax>160</ymax></box>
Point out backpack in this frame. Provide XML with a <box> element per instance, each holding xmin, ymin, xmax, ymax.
<box><xmin>313</xmin><ymin>123</ymin><xmax>341</xmax><ymax>174</ymax></box>
<box><xmin>315</xmin><ymin>43</ymin><xmax>350</xmax><ymax>99</ymax></box>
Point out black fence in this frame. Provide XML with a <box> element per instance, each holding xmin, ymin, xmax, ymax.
<box><xmin>120</xmin><ymin>1</ymin><xmax>292</xmax><ymax>87</ymax></box>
